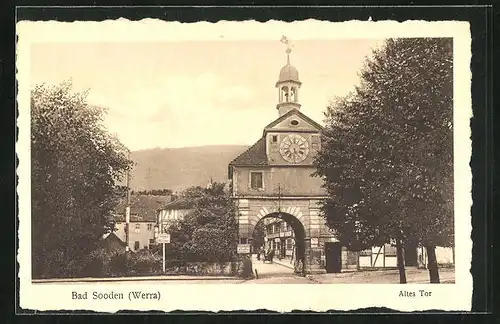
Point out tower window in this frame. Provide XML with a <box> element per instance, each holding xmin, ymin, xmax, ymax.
<box><xmin>290</xmin><ymin>120</ymin><xmax>299</xmax><ymax>126</ymax></box>
<box><xmin>272</xmin><ymin>135</ymin><xmax>278</xmax><ymax>143</ymax></box>
<box><xmin>250</xmin><ymin>172</ymin><xmax>263</xmax><ymax>190</ymax></box>
<box><xmin>290</xmin><ymin>87</ymin><xmax>296</xmax><ymax>102</ymax></box>
<box><xmin>281</xmin><ymin>86</ymin><xmax>289</xmax><ymax>102</ymax></box>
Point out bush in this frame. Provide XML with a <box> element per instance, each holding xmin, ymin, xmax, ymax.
<box><xmin>71</xmin><ymin>246</ymin><xmax>246</xmax><ymax>277</ymax></box>
<box><xmin>76</xmin><ymin>248</ymin><xmax>135</xmax><ymax>278</ymax></box>
<box><xmin>124</xmin><ymin>250</ymin><xmax>162</xmax><ymax>276</ymax></box>
<box><xmin>188</xmin><ymin>227</ymin><xmax>236</xmax><ymax>263</ymax></box>
<box><xmin>78</xmin><ymin>248</ymin><xmax>114</xmax><ymax>277</ymax></box>
<box><xmin>165</xmin><ymin>182</ymin><xmax>238</xmax><ymax>264</ymax></box>
<box><xmin>109</xmin><ymin>252</ymin><xmax>131</xmax><ymax>277</ymax></box>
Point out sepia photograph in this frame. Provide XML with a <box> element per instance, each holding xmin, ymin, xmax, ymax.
<box><xmin>17</xmin><ymin>18</ymin><xmax>472</xmax><ymax>312</ymax></box>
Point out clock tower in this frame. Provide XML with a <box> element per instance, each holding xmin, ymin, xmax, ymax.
<box><xmin>229</xmin><ymin>38</ymin><xmax>341</xmax><ymax>275</ymax></box>
<box><xmin>276</xmin><ymin>40</ymin><xmax>302</xmax><ymax>117</ymax></box>
<box><xmin>265</xmin><ymin>43</ymin><xmax>322</xmax><ymax>166</ymax></box>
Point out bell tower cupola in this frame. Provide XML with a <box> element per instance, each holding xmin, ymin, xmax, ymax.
<box><xmin>276</xmin><ymin>36</ymin><xmax>302</xmax><ymax>116</ymax></box>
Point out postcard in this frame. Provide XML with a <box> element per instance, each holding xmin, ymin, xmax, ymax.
<box><xmin>17</xmin><ymin>17</ymin><xmax>472</xmax><ymax>312</ymax></box>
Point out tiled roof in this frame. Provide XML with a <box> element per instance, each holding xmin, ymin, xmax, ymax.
<box><xmin>114</xmin><ymin>215</ymin><xmax>157</xmax><ymax>223</ymax></box>
<box><xmin>100</xmin><ymin>232</ymin><xmax>126</xmax><ymax>247</ymax></box>
<box><xmin>114</xmin><ymin>194</ymin><xmax>172</xmax><ymax>222</ymax></box>
<box><xmin>161</xmin><ymin>198</ymin><xmax>194</xmax><ymax>211</ymax></box>
<box><xmin>228</xmin><ymin>137</ymin><xmax>268</xmax><ymax>167</ymax></box>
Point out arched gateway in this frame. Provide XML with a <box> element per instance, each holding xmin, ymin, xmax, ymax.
<box><xmin>251</xmin><ymin>211</ymin><xmax>307</xmax><ymax>274</ymax></box>
<box><xmin>228</xmin><ymin>41</ymin><xmax>343</xmax><ymax>274</ymax></box>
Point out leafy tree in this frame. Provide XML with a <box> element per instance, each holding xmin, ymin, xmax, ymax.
<box><xmin>314</xmin><ymin>38</ymin><xmax>453</xmax><ymax>283</ymax></box>
<box><xmin>31</xmin><ymin>81</ymin><xmax>132</xmax><ymax>278</ymax></box>
<box><xmin>165</xmin><ymin>182</ymin><xmax>238</xmax><ymax>263</ymax></box>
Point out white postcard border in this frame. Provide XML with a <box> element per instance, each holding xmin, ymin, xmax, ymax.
<box><xmin>16</xmin><ymin>19</ymin><xmax>472</xmax><ymax>312</ymax></box>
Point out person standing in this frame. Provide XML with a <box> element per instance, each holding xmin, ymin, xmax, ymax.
<box><xmin>257</xmin><ymin>246</ymin><xmax>263</xmax><ymax>260</ymax></box>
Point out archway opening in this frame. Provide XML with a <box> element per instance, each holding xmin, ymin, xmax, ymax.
<box><xmin>250</xmin><ymin>212</ymin><xmax>306</xmax><ymax>276</ymax></box>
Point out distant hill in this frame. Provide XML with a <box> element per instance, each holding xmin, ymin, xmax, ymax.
<box><xmin>126</xmin><ymin>145</ymin><xmax>249</xmax><ymax>192</ymax></box>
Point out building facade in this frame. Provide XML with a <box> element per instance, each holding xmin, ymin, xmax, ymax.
<box><xmin>156</xmin><ymin>198</ymin><xmax>193</xmax><ymax>236</ymax></box>
<box><xmin>261</xmin><ymin>219</ymin><xmax>455</xmax><ymax>270</ymax></box>
<box><xmin>229</xmin><ymin>47</ymin><xmax>346</xmax><ymax>274</ymax></box>
<box><xmin>263</xmin><ymin>217</ymin><xmax>295</xmax><ymax>260</ymax></box>
<box><xmin>114</xmin><ymin>219</ymin><xmax>156</xmax><ymax>252</ymax></box>
<box><xmin>112</xmin><ymin>194</ymin><xmax>171</xmax><ymax>252</ymax></box>
<box><xmin>357</xmin><ymin>245</ymin><xmax>454</xmax><ymax>269</ymax></box>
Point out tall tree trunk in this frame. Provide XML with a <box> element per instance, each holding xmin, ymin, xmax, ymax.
<box><xmin>425</xmin><ymin>245</ymin><xmax>440</xmax><ymax>283</ymax></box>
<box><xmin>396</xmin><ymin>240</ymin><xmax>407</xmax><ymax>284</ymax></box>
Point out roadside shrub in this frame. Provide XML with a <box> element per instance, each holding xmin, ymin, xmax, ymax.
<box><xmin>128</xmin><ymin>250</ymin><xmax>162</xmax><ymax>276</ymax></box>
<box><xmin>78</xmin><ymin>248</ymin><xmax>113</xmax><ymax>277</ymax></box>
<box><xmin>186</xmin><ymin>227</ymin><xmax>232</xmax><ymax>262</ymax></box>
<box><xmin>108</xmin><ymin>252</ymin><xmax>131</xmax><ymax>277</ymax></box>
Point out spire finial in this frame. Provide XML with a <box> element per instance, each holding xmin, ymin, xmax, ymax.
<box><xmin>280</xmin><ymin>35</ymin><xmax>291</xmax><ymax>65</ymax></box>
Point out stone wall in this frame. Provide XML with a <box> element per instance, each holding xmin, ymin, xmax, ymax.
<box><xmin>165</xmin><ymin>261</ymin><xmax>244</xmax><ymax>276</ymax></box>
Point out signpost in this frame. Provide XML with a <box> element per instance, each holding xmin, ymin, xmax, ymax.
<box><xmin>157</xmin><ymin>233</ymin><xmax>171</xmax><ymax>244</ymax></box>
<box><xmin>237</xmin><ymin>244</ymin><xmax>251</xmax><ymax>254</ymax></box>
<box><xmin>157</xmin><ymin>233</ymin><xmax>171</xmax><ymax>273</ymax></box>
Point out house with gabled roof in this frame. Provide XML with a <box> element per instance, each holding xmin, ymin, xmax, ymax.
<box><xmin>112</xmin><ymin>194</ymin><xmax>172</xmax><ymax>252</ymax></box>
<box><xmin>156</xmin><ymin>197</ymin><xmax>194</xmax><ymax>234</ymax></box>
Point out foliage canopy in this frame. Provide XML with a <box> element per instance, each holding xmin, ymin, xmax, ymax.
<box><xmin>163</xmin><ymin>182</ymin><xmax>238</xmax><ymax>263</ymax></box>
<box><xmin>314</xmin><ymin>38</ymin><xmax>454</xmax><ymax>252</ymax></box>
<box><xmin>31</xmin><ymin>81</ymin><xmax>132</xmax><ymax>278</ymax></box>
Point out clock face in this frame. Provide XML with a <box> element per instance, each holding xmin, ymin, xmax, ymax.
<box><xmin>279</xmin><ymin>134</ymin><xmax>310</xmax><ymax>163</ymax></box>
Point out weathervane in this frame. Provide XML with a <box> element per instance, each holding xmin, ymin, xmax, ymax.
<box><xmin>280</xmin><ymin>35</ymin><xmax>292</xmax><ymax>64</ymax></box>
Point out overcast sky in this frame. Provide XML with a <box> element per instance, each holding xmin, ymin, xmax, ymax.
<box><xmin>30</xmin><ymin>39</ymin><xmax>383</xmax><ymax>150</ymax></box>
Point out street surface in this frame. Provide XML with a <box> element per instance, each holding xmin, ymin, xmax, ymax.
<box><xmin>307</xmin><ymin>267</ymin><xmax>455</xmax><ymax>284</ymax></box>
<box><xmin>244</xmin><ymin>255</ymin><xmax>314</xmax><ymax>284</ymax></box>
<box><xmin>33</xmin><ymin>256</ymin><xmax>454</xmax><ymax>284</ymax></box>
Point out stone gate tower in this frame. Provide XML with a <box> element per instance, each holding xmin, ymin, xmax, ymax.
<box><xmin>228</xmin><ymin>39</ymin><xmax>341</xmax><ymax>274</ymax></box>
